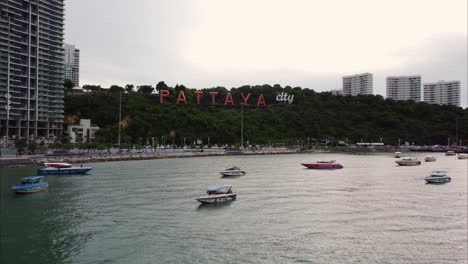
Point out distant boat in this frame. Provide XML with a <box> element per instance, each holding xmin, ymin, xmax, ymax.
<box><xmin>457</xmin><ymin>154</ymin><xmax>468</xmax><ymax>160</ymax></box>
<box><xmin>38</xmin><ymin>162</ymin><xmax>93</xmax><ymax>175</ymax></box>
<box><xmin>196</xmin><ymin>185</ymin><xmax>237</xmax><ymax>204</ymax></box>
<box><xmin>395</xmin><ymin>152</ymin><xmax>402</xmax><ymax>158</ymax></box>
<box><xmin>220</xmin><ymin>166</ymin><xmax>246</xmax><ymax>177</ymax></box>
<box><xmin>395</xmin><ymin>157</ymin><xmax>421</xmax><ymax>166</ymax></box>
<box><xmin>425</xmin><ymin>171</ymin><xmax>451</xmax><ymax>184</ymax></box>
<box><xmin>11</xmin><ymin>176</ymin><xmax>48</xmax><ymax>194</ymax></box>
<box><xmin>424</xmin><ymin>156</ymin><xmax>436</xmax><ymax>162</ymax></box>
<box><xmin>446</xmin><ymin>151</ymin><xmax>456</xmax><ymax>156</ymax></box>
<box><xmin>302</xmin><ymin>160</ymin><xmax>343</xmax><ymax>169</ymax></box>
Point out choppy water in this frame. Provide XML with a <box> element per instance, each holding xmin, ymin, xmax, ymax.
<box><xmin>1</xmin><ymin>153</ymin><xmax>467</xmax><ymax>264</ymax></box>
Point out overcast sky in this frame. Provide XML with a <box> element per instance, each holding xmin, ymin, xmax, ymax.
<box><xmin>65</xmin><ymin>0</ymin><xmax>467</xmax><ymax>107</ymax></box>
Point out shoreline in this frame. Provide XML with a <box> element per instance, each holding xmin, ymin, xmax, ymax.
<box><xmin>1</xmin><ymin>149</ymin><xmax>301</xmax><ymax>167</ymax></box>
<box><xmin>1</xmin><ymin>147</ymin><xmax>461</xmax><ymax>168</ymax></box>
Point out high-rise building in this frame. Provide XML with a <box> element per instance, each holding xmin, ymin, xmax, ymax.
<box><xmin>342</xmin><ymin>73</ymin><xmax>373</xmax><ymax>96</ymax></box>
<box><xmin>64</xmin><ymin>43</ymin><xmax>79</xmax><ymax>87</ymax></box>
<box><xmin>386</xmin><ymin>75</ymin><xmax>421</xmax><ymax>102</ymax></box>
<box><xmin>423</xmin><ymin>80</ymin><xmax>460</xmax><ymax>107</ymax></box>
<box><xmin>0</xmin><ymin>0</ymin><xmax>65</xmax><ymax>141</ymax></box>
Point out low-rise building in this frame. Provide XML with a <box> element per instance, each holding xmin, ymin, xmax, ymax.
<box><xmin>68</xmin><ymin>119</ymin><xmax>99</xmax><ymax>143</ymax></box>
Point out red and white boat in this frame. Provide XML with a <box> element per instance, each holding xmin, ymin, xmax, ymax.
<box><xmin>44</xmin><ymin>162</ymin><xmax>72</xmax><ymax>168</ymax></box>
<box><xmin>219</xmin><ymin>166</ymin><xmax>246</xmax><ymax>177</ymax></box>
<box><xmin>301</xmin><ymin>160</ymin><xmax>343</xmax><ymax>169</ymax></box>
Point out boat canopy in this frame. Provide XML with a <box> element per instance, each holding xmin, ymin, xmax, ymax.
<box><xmin>207</xmin><ymin>184</ymin><xmax>231</xmax><ymax>191</ymax></box>
<box><xmin>431</xmin><ymin>171</ymin><xmax>448</xmax><ymax>176</ymax></box>
<box><xmin>21</xmin><ymin>176</ymin><xmax>44</xmax><ymax>182</ymax></box>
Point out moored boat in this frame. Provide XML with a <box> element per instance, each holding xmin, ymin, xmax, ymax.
<box><xmin>301</xmin><ymin>160</ymin><xmax>343</xmax><ymax>169</ymax></box>
<box><xmin>424</xmin><ymin>156</ymin><xmax>436</xmax><ymax>162</ymax></box>
<box><xmin>425</xmin><ymin>171</ymin><xmax>451</xmax><ymax>184</ymax></box>
<box><xmin>457</xmin><ymin>154</ymin><xmax>468</xmax><ymax>160</ymax></box>
<box><xmin>395</xmin><ymin>152</ymin><xmax>402</xmax><ymax>158</ymax></box>
<box><xmin>445</xmin><ymin>151</ymin><xmax>456</xmax><ymax>156</ymax></box>
<box><xmin>220</xmin><ymin>166</ymin><xmax>246</xmax><ymax>177</ymax></box>
<box><xmin>196</xmin><ymin>185</ymin><xmax>237</xmax><ymax>204</ymax></box>
<box><xmin>11</xmin><ymin>176</ymin><xmax>48</xmax><ymax>194</ymax></box>
<box><xmin>395</xmin><ymin>157</ymin><xmax>421</xmax><ymax>166</ymax></box>
<box><xmin>38</xmin><ymin>163</ymin><xmax>93</xmax><ymax>175</ymax></box>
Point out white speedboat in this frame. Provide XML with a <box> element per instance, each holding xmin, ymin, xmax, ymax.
<box><xmin>457</xmin><ymin>154</ymin><xmax>468</xmax><ymax>160</ymax></box>
<box><xmin>394</xmin><ymin>152</ymin><xmax>402</xmax><ymax>158</ymax></box>
<box><xmin>425</xmin><ymin>171</ymin><xmax>451</xmax><ymax>184</ymax></box>
<box><xmin>395</xmin><ymin>157</ymin><xmax>421</xmax><ymax>166</ymax></box>
<box><xmin>424</xmin><ymin>156</ymin><xmax>436</xmax><ymax>162</ymax></box>
<box><xmin>196</xmin><ymin>185</ymin><xmax>237</xmax><ymax>204</ymax></box>
<box><xmin>219</xmin><ymin>166</ymin><xmax>246</xmax><ymax>177</ymax></box>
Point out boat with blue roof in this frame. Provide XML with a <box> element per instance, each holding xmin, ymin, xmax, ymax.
<box><xmin>38</xmin><ymin>162</ymin><xmax>93</xmax><ymax>175</ymax></box>
<box><xmin>196</xmin><ymin>185</ymin><xmax>237</xmax><ymax>204</ymax></box>
<box><xmin>11</xmin><ymin>176</ymin><xmax>48</xmax><ymax>194</ymax></box>
<box><xmin>425</xmin><ymin>171</ymin><xmax>451</xmax><ymax>184</ymax></box>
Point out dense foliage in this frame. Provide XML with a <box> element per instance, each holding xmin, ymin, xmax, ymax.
<box><xmin>65</xmin><ymin>83</ymin><xmax>468</xmax><ymax>147</ymax></box>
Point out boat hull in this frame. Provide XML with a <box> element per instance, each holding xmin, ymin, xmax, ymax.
<box><xmin>38</xmin><ymin>167</ymin><xmax>93</xmax><ymax>175</ymax></box>
<box><xmin>196</xmin><ymin>193</ymin><xmax>237</xmax><ymax>204</ymax></box>
<box><xmin>425</xmin><ymin>177</ymin><xmax>451</xmax><ymax>184</ymax></box>
<box><xmin>11</xmin><ymin>183</ymin><xmax>48</xmax><ymax>194</ymax></box>
<box><xmin>425</xmin><ymin>158</ymin><xmax>436</xmax><ymax>162</ymax></box>
<box><xmin>301</xmin><ymin>163</ymin><xmax>343</xmax><ymax>169</ymax></box>
<box><xmin>220</xmin><ymin>171</ymin><xmax>246</xmax><ymax>177</ymax></box>
<box><xmin>395</xmin><ymin>161</ymin><xmax>421</xmax><ymax>166</ymax></box>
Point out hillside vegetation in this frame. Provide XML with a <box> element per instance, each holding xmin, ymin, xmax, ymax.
<box><xmin>65</xmin><ymin>84</ymin><xmax>468</xmax><ymax>147</ymax></box>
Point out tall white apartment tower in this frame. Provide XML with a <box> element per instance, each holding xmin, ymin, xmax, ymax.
<box><xmin>386</xmin><ymin>75</ymin><xmax>421</xmax><ymax>101</ymax></box>
<box><xmin>342</xmin><ymin>73</ymin><xmax>373</xmax><ymax>96</ymax></box>
<box><xmin>423</xmin><ymin>80</ymin><xmax>460</xmax><ymax>107</ymax></box>
<box><xmin>0</xmin><ymin>0</ymin><xmax>65</xmax><ymax>140</ymax></box>
<box><xmin>64</xmin><ymin>43</ymin><xmax>80</xmax><ymax>87</ymax></box>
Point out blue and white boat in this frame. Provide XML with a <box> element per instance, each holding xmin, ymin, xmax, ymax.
<box><xmin>38</xmin><ymin>162</ymin><xmax>93</xmax><ymax>175</ymax></box>
<box><xmin>11</xmin><ymin>176</ymin><xmax>48</xmax><ymax>194</ymax></box>
<box><xmin>196</xmin><ymin>185</ymin><xmax>237</xmax><ymax>204</ymax></box>
<box><xmin>425</xmin><ymin>171</ymin><xmax>451</xmax><ymax>184</ymax></box>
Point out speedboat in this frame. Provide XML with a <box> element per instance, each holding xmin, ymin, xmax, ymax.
<box><xmin>425</xmin><ymin>171</ymin><xmax>451</xmax><ymax>184</ymax></box>
<box><xmin>301</xmin><ymin>160</ymin><xmax>343</xmax><ymax>169</ymax></box>
<box><xmin>395</xmin><ymin>152</ymin><xmax>402</xmax><ymax>158</ymax></box>
<box><xmin>445</xmin><ymin>151</ymin><xmax>456</xmax><ymax>156</ymax></box>
<box><xmin>11</xmin><ymin>176</ymin><xmax>48</xmax><ymax>194</ymax></box>
<box><xmin>395</xmin><ymin>157</ymin><xmax>421</xmax><ymax>166</ymax></box>
<box><xmin>424</xmin><ymin>156</ymin><xmax>436</xmax><ymax>162</ymax></box>
<box><xmin>38</xmin><ymin>162</ymin><xmax>93</xmax><ymax>175</ymax></box>
<box><xmin>220</xmin><ymin>166</ymin><xmax>246</xmax><ymax>177</ymax></box>
<box><xmin>457</xmin><ymin>154</ymin><xmax>468</xmax><ymax>160</ymax></box>
<box><xmin>196</xmin><ymin>185</ymin><xmax>237</xmax><ymax>204</ymax></box>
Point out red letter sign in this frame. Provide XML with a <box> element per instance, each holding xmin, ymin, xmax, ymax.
<box><xmin>160</xmin><ymin>89</ymin><xmax>170</xmax><ymax>104</ymax></box>
<box><xmin>195</xmin><ymin>91</ymin><xmax>203</xmax><ymax>105</ymax></box>
<box><xmin>176</xmin><ymin>91</ymin><xmax>187</xmax><ymax>105</ymax></box>
<box><xmin>209</xmin><ymin>91</ymin><xmax>218</xmax><ymax>105</ymax></box>
<box><xmin>240</xmin><ymin>93</ymin><xmax>251</xmax><ymax>105</ymax></box>
<box><xmin>224</xmin><ymin>92</ymin><xmax>234</xmax><ymax>106</ymax></box>
<box><xmin>256</xmin><ymin>94</ymin><xmax>266</xmax><ymax>107</ymax></box>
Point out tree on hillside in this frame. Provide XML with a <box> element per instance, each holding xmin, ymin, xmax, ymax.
<box><xmin>64</xmin><ymin>79</ymin><xmax>74</xmax><ymax>92</ymax></box>
<box><xmin>125</xmin><ymin>84</ymin><xmax>135</xmax><ymax>93</ymax></box>
<box><xmin>156</xmin><ymin>81</ymin><xmax>168</xmax><ymax>92</ymax></box>
<box><xmin>109</xmin><ymin>85</ymin><xmax>124</xmax><ymax>93</ymax></box>
<box><xmin>137</xmin><ymin>85</ymin><xmax>154</xmax><ymax>94</ymax></box>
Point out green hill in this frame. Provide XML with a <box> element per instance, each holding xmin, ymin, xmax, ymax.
<box><xmin>65</xmin><ymin>84</ymin><xmax>468</xmax><ymax>147</ymax></box>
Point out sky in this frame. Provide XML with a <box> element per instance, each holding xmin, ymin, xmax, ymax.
<box><xmin>65</xmin><ymin>0</ymin><xmax>467</xmax><ymax>107</ymax></box>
